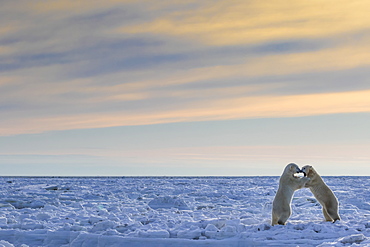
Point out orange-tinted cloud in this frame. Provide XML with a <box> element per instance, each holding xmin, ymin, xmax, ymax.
<box><xmin>120</xmin><ymin>0</ymin><xmax>370</xmax><ymax>46</ymax></box>
<box><xmin>2</xmin><ymin>89</ymin><xmax>370</xmax><ymax>136</ymax></box>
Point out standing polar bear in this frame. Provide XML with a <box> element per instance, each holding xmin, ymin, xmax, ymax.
<box><xmin>301</xmin><ymin>165</ymin><xmax>340</xmax><ymax>222</ymax></box>
<box><xmin>272</xmin><ymin>163</ymin><xmax>310</xmax><ymax>226</ymax></box>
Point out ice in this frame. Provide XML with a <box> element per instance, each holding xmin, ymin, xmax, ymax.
<box><xmin>0</xmin><ymin>240</ymin><xmax>15</xmax><ymax>247</ymax></box>
<box><xmin>148</xmin><ymin>196</ymin><xmax>189</xmax><ymax>210</ymax></box>
<box><xmin>138</xmin><ymin>229</ymin><xmax>170</xmax><ymax>238</ymax></box>
<box><xmin>0</xmin><ymin>176</ymin><xmax>369</xmax><ymax>246</ymax></box>
<box><xmin>318</xmin><ymin>234</ymin><xmax>369</xmax><ymax>247</ymax></box>
<box><xmin>338</xmin><ymin>234</ymin><xmax>367</xmax><ymax>244</ymax></box>
<box><xmin>177</xmin><ymin>226</ymin><xmax>202</xmax><ymax>239</ymax></box>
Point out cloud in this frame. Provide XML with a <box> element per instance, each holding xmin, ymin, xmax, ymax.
<box><xmin>119</xmin><ymin>0</ymin><xmax>370</xmax><ymax>46</ymax></box>
<box><xmin>2</xmin><ymin>0</ymin><xmax>370</xmax><ymax>77</ymax></box>
<box><xmin>2</xmin><ymin>89</ymin><xmax>370</xmax><ymax>136</ymax></box>
<box><xmin>1</xmin><ymin>0</ymin><xmax>370</xmax><ymax>137</ymax></box>
<box><xmin>2</xmin><ymin>37</ymin><xmax>370</xmax><ymax>136</ymax></box>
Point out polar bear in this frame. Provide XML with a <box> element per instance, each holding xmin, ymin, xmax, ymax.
<box><xmin>301</xmin><ymin>165</ymin><xmax>340</xmax><ymax>222</ymax></box>
<box><xmin>272</xmin><ymin>163</ymin><xmax>310</xmax><ymax>226</ymax></box>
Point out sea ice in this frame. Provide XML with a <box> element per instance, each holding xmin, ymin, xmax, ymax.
<box><xmin>0</xmin><ymin>176</ymin><xmax>368</xmax><ymax>246</ymax></box>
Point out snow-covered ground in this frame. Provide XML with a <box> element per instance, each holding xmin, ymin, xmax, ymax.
<box><xmin>0</xmin><ymin>176</ymin><xmax>369</xmax><ymax>247</ymax></box>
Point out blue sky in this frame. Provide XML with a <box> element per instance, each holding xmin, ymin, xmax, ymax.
<box><xmin>1</xmin><ymin>0</ymin><xmax>370</xmax><ymax>176</ymax></box>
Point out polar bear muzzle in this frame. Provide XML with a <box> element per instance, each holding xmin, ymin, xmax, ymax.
<box><xmin>293</xmin><ymin>170</ymin><xmax>306</xmax><ymax>178</ymax></box>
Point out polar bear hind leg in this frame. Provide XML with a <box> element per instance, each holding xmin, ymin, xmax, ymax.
<box><xmin>271</xmin><ymin>214</ymin><xmax>278</xmax><ymax>226</ymax></box>
<box><xmin>327</xmin><ymin>207</ymin><xmax>340</xmax><ymax>222</ymax></box>
<box><xmin>277</xmin><ymin>211</ymin><xmax>290</xmax><ymax>225</ymax></box>
<box><xmin>272</xmin><ymin>211</ymin><xmax>290</xmax><ymax>225</ymax></box>
<box><xmin>322</xmin><ymin>207</ymin><xmax>333</xmax><ymax>221</ymax></box>
<box><xmin>277</xmin><ymin>219</ymin><xmax>286</xmax><ymax>225</ymax></box>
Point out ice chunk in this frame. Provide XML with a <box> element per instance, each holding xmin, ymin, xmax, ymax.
<box><xmin>339</xmin><ymin>234</ymin><xmax>366</xmax><ymax>244</ymax></box>
<box><xmin>36</xmin><ymin>213</ymin><xmax>51</xmax><ymax>221</ymax></box>
<box><xmin>218</xmin><ymin>225</ymin><xmax>237</xmax><ymax>239</ymax></box>
<box><xmin>138</xmin><ymin>229</ymin><xmax>170</xmax><ymax>238</ymax></box>
<box><xmin>177</xmin><ymin>227</ymin><xmax>202</xmax><ymax>239</ymax></box>
<box><xmin>0</xmin><ymin>240</ymin><xmax>15</xmax><ymax>247</ymax></box>
<box><xmin>91</xmin><ymin>220</ymin><xmax>116</xmax><ymax>233</ymax></box>
<box><xmin>0</xmin><ymin>217</ymin><xmax>7</xmax><ymax>225</ymax></box>
<box><xmin>200</xmin><ymin>218</ymin><xmax>226</xmax><ymax>229</ymax></box>
<box><xmin>204</xmin><ymin>224</ymin><xmax>219</xmax><ymax>239</ymax></box>
<box><xmin>45</xmin><ymin>185</ymin><xmax>58</xmax><ymax>191</ymax></box>
<box><xmin>148</xmin><ymin>196</ymin><xmax>189</xmax><ymax>210</ymax></box>
<box><xmin>0</xmin><ymin>203</ymin><xmax>14</xmax><ymax>209</ymax></box>
<box><xmin>88</xmin><ymin>216</ymin><xmax>104</xmax><ymax>225</ymax></box>
<box><xmin>30</xmin><ymin>200</ymin><xmax>45</xmax><ymax>208</ymax></box>
<box><xmin>205</xmin><ymin>224</ymin><xmax>219</xmax><ymax>232</ymax></box>
<box><xmin>2</xmin><ymin>199</ymin><xmax>45</xmax><ymax>209</ymax></box>
<box><xmin>241</xmin><ymin>217</ymin><xmax>260</xmax><ymax>225</ymax></box>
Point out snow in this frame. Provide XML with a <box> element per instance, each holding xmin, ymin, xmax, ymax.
<box><xmin>0</xmin><ymin>176</ymin><xmax>369</xmax><ymax>246</ymax></box>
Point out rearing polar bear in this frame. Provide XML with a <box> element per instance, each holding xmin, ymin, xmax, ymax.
<box><xmin>301</xmin><ymin>165</ymin><xmax>340</xmax><ymax>222</ymax></box>
<box><xmin>272</xmin><ymin>163</ymin><xmax>310</xmax><ymax>226</ymax></box>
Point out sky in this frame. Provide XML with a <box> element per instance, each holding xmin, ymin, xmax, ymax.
<box><xmin>1</xmin><ymin>0</ymin><xmax>370</xmax><ymax>176</ymax></box>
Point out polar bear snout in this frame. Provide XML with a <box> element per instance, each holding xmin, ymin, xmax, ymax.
<box><xmin>301</xmin><ymin>165</ymin><xmax>313</xmax><ymax>177</ymax></box>
<box><xmin>293</xmin><ymin>171</ymin><xmax>306</xmax><ymax>178</ymax></box>
<box><xmin>288</xmin><ymin>163</ymin><xmax>307</xmax><ymax>178</ymax></box>
<box><xmin>299</xmin><ymin>169</ymin><xmax>307</xmax><ymax>177</ymax></box>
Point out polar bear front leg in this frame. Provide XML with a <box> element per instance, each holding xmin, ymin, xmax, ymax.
<box><xmin>303</xmin><ymin>176</ymin><xmax>310</xmax><ymax>183</ymax></box>
<box><xmin>295</xmin><ymin>176</ymin><xmax>310</xmax><ymax>189</ymax></box>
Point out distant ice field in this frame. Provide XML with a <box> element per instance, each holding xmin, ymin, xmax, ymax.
<box><xmin>0</xmin><ymin>176</ymin><xmax>369</xmax><ymax>246</ymax></box>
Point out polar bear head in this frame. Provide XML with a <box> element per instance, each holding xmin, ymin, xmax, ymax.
<box><xmin>301</xmin><ymin>165</ymin><xmax>316</xmax><ymax>178</ymax></box>
<box><xmin>284</xmin><ymin>163</ymin><xmax>301</xmax><ymax>177</ymax></box>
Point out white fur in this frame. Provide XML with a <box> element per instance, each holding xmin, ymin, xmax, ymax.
<box><xmin>272</xmin><ymin>163</ymin><xmax>310</xmax><ymax>226</ymax></box>
<box><xmin>302</xmin><ymin>165</ymin><xmax>340</xmax><ymax>222</ymax></box>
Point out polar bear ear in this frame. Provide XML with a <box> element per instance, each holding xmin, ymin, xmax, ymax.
<box><xmin>303</xmin><ymin>165</ymin><xmax>312</xmax><ymax>169</ymax></box>
<box><xmin>309</xmin><ymin>166</ymin><xmax>316</xmax><ymax>174</ymax></box>
<box><xmin>306</xmin><ymin>165</ymin><xmax>315</xmax><ymax>176</ymax></box>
